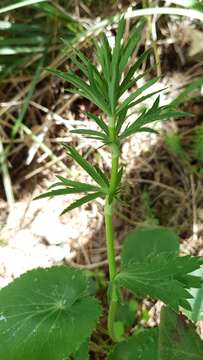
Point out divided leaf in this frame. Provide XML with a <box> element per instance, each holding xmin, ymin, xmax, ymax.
<box><xmin>117</xmin><ymin>77</ymin><xmax>159</xmax><ymax>115</ymax></box>
<box><xmin>117</xmin><ymin>227</ymin><xmax>202</xmax><ymax>311</ymax></box>
<box><xmin>159</xmin><ymin>306</ymin><xmax>203</xmax><ymax>360</ymax></box>
<box><xmin>34</xmin><ymin>187</ymin><xmax>98</xmax><ymax>199</ymax></box>
<box><xmin>0</xmin><ymin>267</ymin><xmax>100</xmax><ymax>360</ymax></box>
<box><xmin>119</xmin><ymin>48</ymin><xmax>151</xmax><ymax>96</ymax></box>
<box><xmin>120</xmin><ymin>103</ymin><xmax>190</xmax><ymax>140</ymax></box>
<box><xmin>63</xmin><ymin>145</ymin><xmax>108</xmax><ymax>189</ymax></box>
<box><xmin>85</xmin><ymin>112</ymin><xmax>109</xmax><ymax>135</ymax></box>
<box><xmin>56</xmin><ymin>176</ymin><xmax>101</xmax><ymax>192</ymax></box>
<box><xmin>182</xmin><ymin>267</ymin><xmax>203</xmax><ymax>322</ymax></box>
<box><xmin>70</xmin><ymin>128</ymin><xmax>107</xmax><ymax>140</ymax></box>
<box><xmin>121</xmin><ymin>227</ymin><xmax>179</xmax><ymax>265</ymax></box>
<box><xmin>108</xmin><ymin>328</ymin><xmax>158</xmax><ymax>360</ymax></box>
<box><xmin>34</xmin><ymin>144</ymin><xmax>108</xmax><ymax>213</ymax></box>
<box><xmin>60</xmin><ymin>191</ymin><xmax>103</xmax><ymax>215</ymax></box>
<box><xmin>116</xmin><ymin>254</ymin><xmax>202</xmax><ymax>311</ymax></box>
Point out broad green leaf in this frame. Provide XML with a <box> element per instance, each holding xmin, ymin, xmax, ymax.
<box><xmin>115</xmin><ymin>299</ymin><xmax>138</xmax><ymax>329</ymax></box>
<box><xmin>118</xmin><ymin>228</ymin><xmax>202</xmax><ymax>310</ymax></box>
<box><xmin>117</xmin><ymin>253</ymin><xmax>202</xmax><ymax>311</ymax></box>
<box><xmin>159</xmin><ymin>306</ymin><xmax>203</xmax><ymax>360</ymax></box>
<box><xmin>61</xmin><ymin>191</ymin><xmax>103</xmax><ymax>215</ymax></box>
<box><xmin>0</xmin><ymin>267</ymin><xmax>100</xmax><ymax>360</ymax></box>
<box><xmin>121</xmin><ymin>227</ymin><xmax>179</xmax><ymax>265</ymax></box>
<box><xmin>108</xmin><ymin>328</ymin><xmax>158</xmax><ymax>360</ymax></box>
<box><xmin>182</xmin><ymin>267</ymin><xmax>203</xmax><ymax>322</ymax></box>
<box><xmin>72</xmin><ymin>339</ymin><xmax>89</xmax><ymax>360</ymax></box>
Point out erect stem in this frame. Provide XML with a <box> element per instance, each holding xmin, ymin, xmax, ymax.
<box><xmin>104</xmin><ymin>120</ymin><xmax>120</xmax><ymax>341</ymax></box>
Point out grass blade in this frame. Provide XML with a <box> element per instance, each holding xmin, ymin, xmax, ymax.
<box><xmin>171</xmin><ymin>76</ymin><xmax>203</xmax><ymax>106</ymax></box>
<box><xmin>12</xmin><ymin>57</ymin><xmax>43</xmax><ymax>139</ymax></box>
<box><xmin>0</xmin><ymin>140</ymin><xmax>14</xmax><ymax>210</ymax></box>
<box><xmin>0</xmin><ymin>0</ymin><xmax>46</xmax><ymax>14</ymax></box>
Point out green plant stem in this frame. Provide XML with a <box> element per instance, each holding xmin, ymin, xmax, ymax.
<box><xmin>104</xmin><ymin>123</ymin><xmax>120</xmax><ymax>341</ymax></box>
<box><xmin>0</xmin><ymin>139</ymin><xmax>14</xmax><ymax>211</ymax></box>
<box><xmin>105</xmin><ymin>201</ymin><xmax>116</xmax><ymax>281</ymax></box>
